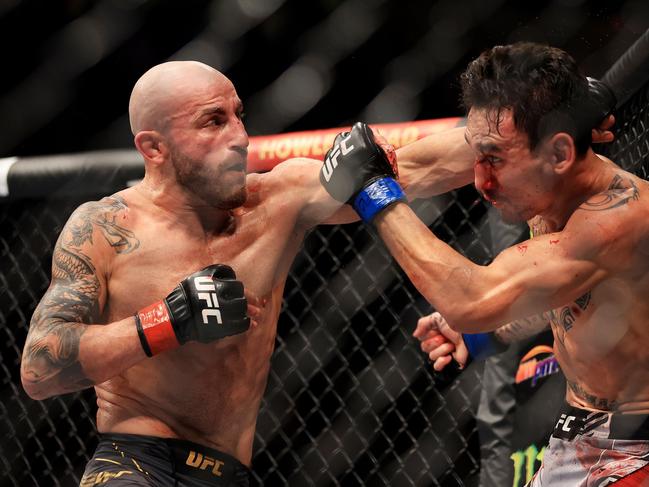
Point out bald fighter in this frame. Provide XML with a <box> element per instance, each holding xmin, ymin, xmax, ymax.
<box><xmin>321</xmin><ymin>43</ymin><xmax>649</xmax><ymax>486</ymax></box>
<box><xmin>19</xmin><ymin>61</ymin><xmax>465</xmax><ymax>486</ymax></box>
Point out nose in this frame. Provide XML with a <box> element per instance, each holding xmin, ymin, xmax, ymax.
<box><xmin>230</xmin><ymin>117</ymin><xmax>249</xmax><ymax>153</ymax></box>
<box><xmin>474</xmin><ymin>159</ymin><xmax>497</xmax><ymax>194</ymax></box>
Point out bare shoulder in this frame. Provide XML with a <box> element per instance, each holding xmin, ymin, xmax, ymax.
<box><xmin>64</xmin><ymin>191</ymin><xmax>140</xmax><ymax>256</ymax></box>
<box><xmin>578</xmin><ymin>171</ymin><xmax>644</xmax><ymax>214</ymax></box>
<box><xmin>564</xmin><ymin>171</ymin><xmax>649</xmax><ymax>269</ymax></box>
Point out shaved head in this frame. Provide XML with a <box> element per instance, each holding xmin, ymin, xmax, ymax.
<box><xmin>128</xmin><ymin>61</ymin><xmax>233</xmax><ymax>135</ymax></box>
<box><xmin>128</xmin><ymin>60</ymin><xmax>249</xmax><ymax>209</ymax></box>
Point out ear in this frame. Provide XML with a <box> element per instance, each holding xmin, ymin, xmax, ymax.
<box><xmin>546</xmin><ymin>132</ymin><xmax>576</xmax><ymax>174</ymax></box>
<box><xmin>134</xmin><ymin>131</ymin><xmax>167</xmax><ymax>165</ymax></box>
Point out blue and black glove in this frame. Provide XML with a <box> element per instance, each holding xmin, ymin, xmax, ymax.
<box><xmin>319</xmin><ymin>122</ymin><xmax>405</xmax><ymax>222</ymax></box>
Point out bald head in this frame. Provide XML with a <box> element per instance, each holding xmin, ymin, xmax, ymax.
<box><xmin>128</xmin><ymin>61</ymin><xmax>234</xmax><ymax>135</ymax></box>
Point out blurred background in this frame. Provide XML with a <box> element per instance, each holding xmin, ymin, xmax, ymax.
<box><xmin>2</xmin><ymin>1</ymin><xmax>649</xmax><ymax>487</ymax></box>
<box><xmin>1</xmin><ymin>0</ymin><xmax>648</xmax><ymax>157</ymax></box>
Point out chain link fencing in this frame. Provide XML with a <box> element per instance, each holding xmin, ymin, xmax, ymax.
<box><xmin>2</xmin><ymin>54</ymin><xmax>649</xmax><ymax>487</ymax></box>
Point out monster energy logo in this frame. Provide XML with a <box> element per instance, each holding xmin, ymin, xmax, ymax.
<box><xmin>510</xmin><ymin>444</ymin><xmax>545</xmax><ymax>487</ymax></box>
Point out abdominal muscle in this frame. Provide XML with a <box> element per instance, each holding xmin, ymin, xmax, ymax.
<box><xmin>554</xmin><ymin>325</ymin><xmax>649</xmax><ymax>415</ymax></box>
<box><xmin>95</xmin><ymin>311</ymin><xmax>278</xmax><ymax>466</ymax></box>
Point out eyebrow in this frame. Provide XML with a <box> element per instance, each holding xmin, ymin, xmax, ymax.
<box><xmin>477</xmin><ymin>142</ymin><xmax>502</xmax><ymax>153</ymax></box>
<box><xmin>464</xmin><ymin>132</ymin><xmax>502</xmax><ymax>153</ymax></box>
<box><xmin>196</xmin><ymin>101</ymin><xmax>244</xmax><ymax>120</ymax></box>
<box><xmin>197</xmin><ymin>107</ymin><xmax>226</xmax><ymax>119</ymax></box>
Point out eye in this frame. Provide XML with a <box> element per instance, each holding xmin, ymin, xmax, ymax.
<box><xmin>210</xmin><ymin>117</ymin><xmax>225</xmax><ymax>126</ymax></box>
<box><xmin>484</xmin><ymin>155</ymin><xmax>502</xmax><ymax>165</ymax></box>
<box><xmin>237</xmin><ymin>111</ymin><xmax>246</xmax><ymax>120</ymax></box>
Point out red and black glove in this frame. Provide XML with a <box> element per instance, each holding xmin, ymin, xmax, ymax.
<box><xmin>135</xmin><ymin>264</ymin><xmax>249</xmax><ymax>356</ymax></box>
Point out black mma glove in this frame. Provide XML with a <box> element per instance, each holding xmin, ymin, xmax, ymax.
<box><xmin>574</xmin><ymin>77</ymin><xmax>616</xmax><ymax>142</ymax></box>
<box><xmin>319</xmin><ymin>122</ymin><xmax>405</xmax><ymax>222</ymax></box>
<box><xmin>135</xmin><ymin>264</ymin><xmax>249</xmax><ymax>356</ymax></box>
<box><xmin>586</xmin><ymin>76</ymin><xmax>616</xmax><ymax>125</ymax></box>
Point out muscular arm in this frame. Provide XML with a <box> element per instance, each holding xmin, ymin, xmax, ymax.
<box><xmin>281</xmin><ymin>126</ymin><xmax>477</xmax><ymax>228</ymax></box>
<box><xmin>21</xmin><ymin>196</ymin><xmax>146</xmax><ymax>400</ymax></box>
<box><xmin>375</xmin><ymin>178</ymin><xmax>639</xmax><ymax>332</ymax></box>
<box><xmin>397</xmin><ymin>126</ymin><xmax>475</xmax><ymax>199</ymax></box>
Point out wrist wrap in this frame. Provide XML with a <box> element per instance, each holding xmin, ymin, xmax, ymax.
<box><xmin>462</xmin><ymin>332</ymin><xmax>507</xmax><ymax>361</ymax></box>
<box><xmin>353</xmin><ymin>177</ymin><xmax>405</xmax><ymax>222</ymax></box>
<box><xmin>135</xmin><ymin>301</ymin><xmax>180</xmax><ymax>357</ymax></box>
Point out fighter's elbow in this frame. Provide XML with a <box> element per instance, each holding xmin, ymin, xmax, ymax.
<box><xmin>20</xmin><ymin>361</ymin><xmax>54</xmax><ymax>400</ymax></box>
<box><xmin>21</xmin><ymin>376</ymin><xmax>50</xmax><ymax>401</ymax></box>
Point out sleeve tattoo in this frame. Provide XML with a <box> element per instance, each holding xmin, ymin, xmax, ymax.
<box><xmin>22</xmin><ymin>196</ymin><xmax>139</xmax><ymax>395</ymax></box>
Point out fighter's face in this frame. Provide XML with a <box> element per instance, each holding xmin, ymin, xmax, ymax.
<box><xmin>166</xmin><ymin>79</ymin><xmax>249</xmax><ymax>209</ymax></box>
<box><xmin>465</xmin><ymin>107</ymin><xmax>555</xmax><ymax>223</ymax></box>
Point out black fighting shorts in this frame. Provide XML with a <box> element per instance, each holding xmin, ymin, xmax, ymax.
<box><xmin>80</xmin><ymin>433</ymin><xmax>251</xmax><ymax>486</ymax></box>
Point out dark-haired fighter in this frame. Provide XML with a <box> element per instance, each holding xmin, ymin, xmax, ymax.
<box><xmin>322</xmin><ymin>43</ymin><xmax>649</xmax><ymax>485</ymax></box>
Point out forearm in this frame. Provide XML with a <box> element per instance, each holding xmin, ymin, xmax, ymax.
<box><xmin>375</xmin><ymin>203</ymin><xmax>510</xmax><ymax>331</ymax></box>
<box><xmin>21</xmin><ymin>316</ymin><xmax>146</xmax><ymax>400</ymax></box>
<box><xmin>397</xmin><ymin>127</ymin><xmax>475</xmax><ymax>199</ymax></box>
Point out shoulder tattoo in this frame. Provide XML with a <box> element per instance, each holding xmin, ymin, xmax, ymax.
<box><xmin>580</xmin><ymin>174</ymin><xmax>639</xmax><ymax>212</ymax></box>
<box><xmin>68</xmin><ymin>195</ymin><xmax>140</xmax><ymax>254</ymax></box>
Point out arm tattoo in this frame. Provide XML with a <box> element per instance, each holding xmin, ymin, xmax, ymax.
<box><xmin>68</xmin><ymin>196</ymin><xmax>139</xmax><ymax>254</ymax></box>
<box><xmin>568</xmin><ymin>380</ymin><xmax>619</xmax><ymax>411</ymax></box>
<box><xmin>494</xmin><ymin>313</ymin><xmax>550</xmax><ymax>344</ymax></box>
<box><xmin>23</xmin><ymin>245</ymin><xmax>99</xmax><ymax>393</ymax></box>
<box><xmin>580</xmin><ymin>174</ymin><xmax>639</xmax><ymax>212</ymax></box>
<box><xmin>550</xmin><ymin>291</ymin><xmax>592</xmax><ymax>335</ymax></box>
<box><xmin>22</xmin><ymin>196</ymin><xmax>137</xmax><ymax>395</ymax></box>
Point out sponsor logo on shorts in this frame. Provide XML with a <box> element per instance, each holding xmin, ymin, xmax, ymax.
<box><xmin>515</xmin><ymin>345</ymin><xmax>560</xmax><ymax>387</ymax></box>
<box><xmin>185</xmin><ymin>450</ymin><xmax>224</xmax><ymax>477</ymax></box>
<box><xmin>554</xmin><ymin>413</ymin><xmax>581</xmax><ymax>440</ymax></box>
<box><xmin>80</xmin><ymin>470</ymin><xmax>133</xmax><ymax>486</ymax></box>
<box><xmin>510</xmin><ymin>443</ymin><xmax>545</xmax><ymax>487</ymax></box>
<box><xmin>322</xmin><ymin>135</ymin><xmax>355</xmax><ymax>182</ymax></box>
<box><xmin>194</xmin><ymin>276</ymin><xmax>222</xmax><ymax>325</ymax></box>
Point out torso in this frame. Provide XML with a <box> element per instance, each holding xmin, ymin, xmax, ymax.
<box><xmin>94</xmin><ymin>173</ymin><xmax>308</xmax><ymax>465</ymax></box>
<box><xmin>529</xmin><ymin>165</ymin><xmax>649</xmax><ymax>414</ymax></box>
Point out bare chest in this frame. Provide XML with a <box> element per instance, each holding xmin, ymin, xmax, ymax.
<box><xmin>548</xmin><ymin>277</ymin><xmax>649</xmax><ymax>360</ymax></box>
<box><xmin>103</xmin><ymin>205</ymin><xmax>304</xmax><ymax>322</ymax></box>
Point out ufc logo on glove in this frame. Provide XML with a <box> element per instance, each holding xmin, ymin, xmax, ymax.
<box><xmin>194</xmin><ymin>276</ymin><xmax>223</xmax><ymax>325</ymax></box>
<box><xmin>322</xmin><ymin>135</ymin><xmax>355</xmax><ymax>182</ymax></box>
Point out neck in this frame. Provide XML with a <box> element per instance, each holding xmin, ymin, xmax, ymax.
<box><xmin>136</xmin><ymin>173</ymin><xmax>233</xmax><ymax>234</ymax></box>
<box><xmin>538</xmin><ymin>151</ymin><xmax>614</xmax><ymax>231</ymax></box>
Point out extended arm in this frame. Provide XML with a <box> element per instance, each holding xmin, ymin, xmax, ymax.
<box><xmin>397</xmin><ymin>126</ymin><xmax>475</xmax><ymax>199</ymax></box>
<box><xmin>395</xmin><ymin>118</ymin><xmax>615</xmax><ymax>201</ymax></box>
<box><xmin>374</xmin><ymin>188</ymin><xmax>633</xmax><ymax>332</ymax></box>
